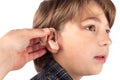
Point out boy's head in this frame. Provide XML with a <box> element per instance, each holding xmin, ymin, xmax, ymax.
<box><xmin>33</xmin><ymin>0</ymin><xmax>116</xmax><ymax>79</ymax></box>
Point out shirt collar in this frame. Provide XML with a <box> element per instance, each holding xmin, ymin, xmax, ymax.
<box><xmin>44</xmin><ymin>59</ymin><xmax>73</xmax><ymax>80</ymax></box>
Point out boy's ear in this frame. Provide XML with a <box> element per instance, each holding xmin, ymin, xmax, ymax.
<box><xmin>46</xmin><ymin>28</ymin><xmax>59</xmax><ymax>54</ymax></box>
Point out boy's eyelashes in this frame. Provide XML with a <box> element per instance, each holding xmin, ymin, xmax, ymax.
<box><xmin>106</xmin><ymin>29</ymin><xmax>111</xmax><ymax>34</ymax></box>
<box><xmin>85</xmin><ymin>25</ymin><xmax>96</xmax><ymax>32</ymax></box>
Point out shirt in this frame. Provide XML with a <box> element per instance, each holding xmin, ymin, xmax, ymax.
<box><xmin>31</xmin><ymin>60</ymin><xmax>73</xmax><ymax>80</ymax></box>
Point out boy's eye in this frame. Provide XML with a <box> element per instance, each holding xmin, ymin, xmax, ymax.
<box><xmin>86</xmin><ymin>25</ymin><xmax>95</xmax><ymax>31</ymax></box>
<box><xmin>106</xmin><ymin>29</ymin><xmax>110</xmax><ymax>34</ymax></box>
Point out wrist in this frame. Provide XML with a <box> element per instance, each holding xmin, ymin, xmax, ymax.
<box><xmin>0</xmin><ymin>38</ymin><xmax>12</xmax><ymax>79</ymax></box>
<box><xmin>0</xmin><ymin>62</ymin><xmax>11</xmax><ymax>80</ymax></box>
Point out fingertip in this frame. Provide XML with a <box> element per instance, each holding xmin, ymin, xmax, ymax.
<box><xmin>29</xmin><ymin>49</ymin><xmax>46</xmax><ymax>60</ymax></box>
<box><xmin>37</xmin><ymin>49</ymin><xmax>46</xmax><ymax>57</ymax></box>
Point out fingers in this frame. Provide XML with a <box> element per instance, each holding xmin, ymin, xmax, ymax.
<box><xmin>27</xmin><ymin>48</ymin><xmax>46</xmax><ymax>61</ymax></box>
<box><xmin>29</xmin><ymin>37</ymin><xmax>41</xmax><ymax>47</ymax></box>
<box><xmin>24</xmin><ymin>28</ymin><xmax>50</xmax><ymax>61</ymax></box>
<box><xmin>27</xmin><ymin>42</ymin><xmax>45</xmax><ymax>53</ymax></box>
<box><xmin>25</xmin><ymin>42</ymin><xmax>46</xmax><ymax>61</ymax></box>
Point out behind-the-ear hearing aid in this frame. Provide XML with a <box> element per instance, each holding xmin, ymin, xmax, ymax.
<box><xmin>48</xmin><ymin>28</ymin><xmax>59</xmax><ymax>50</ymax></box>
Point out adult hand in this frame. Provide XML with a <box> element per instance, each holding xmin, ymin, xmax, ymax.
<box><xmin>0</xmin><ymin>28</ymin><xmax>50</xmax><ymax>79</ymax></box>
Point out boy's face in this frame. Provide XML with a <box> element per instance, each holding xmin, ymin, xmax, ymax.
<box><xmin>53</xmin><ymin>1</ymin><xmax>111</xmax><ymax>79</ymax></box>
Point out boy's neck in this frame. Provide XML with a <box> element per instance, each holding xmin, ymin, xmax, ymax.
<box><xmin>67</xmin><ymin>71</ymin><xmax>83</xmax><ymax>80</ymax></box>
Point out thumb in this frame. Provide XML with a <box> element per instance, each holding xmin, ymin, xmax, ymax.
<box><xmin>26</xmin><ymin>28</ymin><xmax>50</xmax><ymax>39</ymax></box>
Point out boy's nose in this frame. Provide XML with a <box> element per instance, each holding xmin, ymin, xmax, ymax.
<box><xmin>98</xmin><ymin>34</ymin><xmax>112</xmax><ymax>47</ymax></box>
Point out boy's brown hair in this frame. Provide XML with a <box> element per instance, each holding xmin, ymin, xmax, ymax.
<box><xmin>33</xmin><ymin>0</ymin><xmax>116</xmax><ymax>72</ymax></box>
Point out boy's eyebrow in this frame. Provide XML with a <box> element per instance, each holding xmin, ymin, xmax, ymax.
<box><xmin>81</xmin><ymin>17</ymin><xmax>100</xmax><ymax>22</ymax></box>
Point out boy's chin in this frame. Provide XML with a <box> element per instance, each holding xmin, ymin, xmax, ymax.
<box><xmin>87</xmin><ymin>69</ymin><xmax>102</xmax><ymax>76</ymax></box>
<box><xmin>83</xmin><ymin>68</ymin><xmax>103</xmax><ymax>76</ymax></box>
<box><xmin>91</xmin><ymin>65</ymin><xmax>103</xmax><ymax>74</ymax></box>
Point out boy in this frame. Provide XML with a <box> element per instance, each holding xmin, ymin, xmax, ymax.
<box><xmin>31</xmin><ymin>0</ymin><xmax>116</xmax><ymax>80</ymax></box>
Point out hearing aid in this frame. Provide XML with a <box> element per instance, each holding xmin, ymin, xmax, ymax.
<box><xmin>48</xmin><ymin>28</ymin><xmax>59</xmax><ymax>50</ymax></box>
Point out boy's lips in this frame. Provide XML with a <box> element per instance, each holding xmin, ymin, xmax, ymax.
<box><xmin>94</xmin><ymin>55</ymin><xmax>107</xmax><ymax>63</ymax></box>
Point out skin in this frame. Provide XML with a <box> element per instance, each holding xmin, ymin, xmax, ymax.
<box><xmin>0</xmin><ymin>28</ymin><xmax>50</xmax><ymax>80</ymax></box>
<box><xmin>52</xmin><ymin>1</ymin><xmax>112</xmax><ymax>80</ymax></box>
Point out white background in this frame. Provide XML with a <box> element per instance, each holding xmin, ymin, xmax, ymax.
<box><xmin>0</xmin><ymin>0</ymin><xmax>120</xmax><ymax>80</ymax></box>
